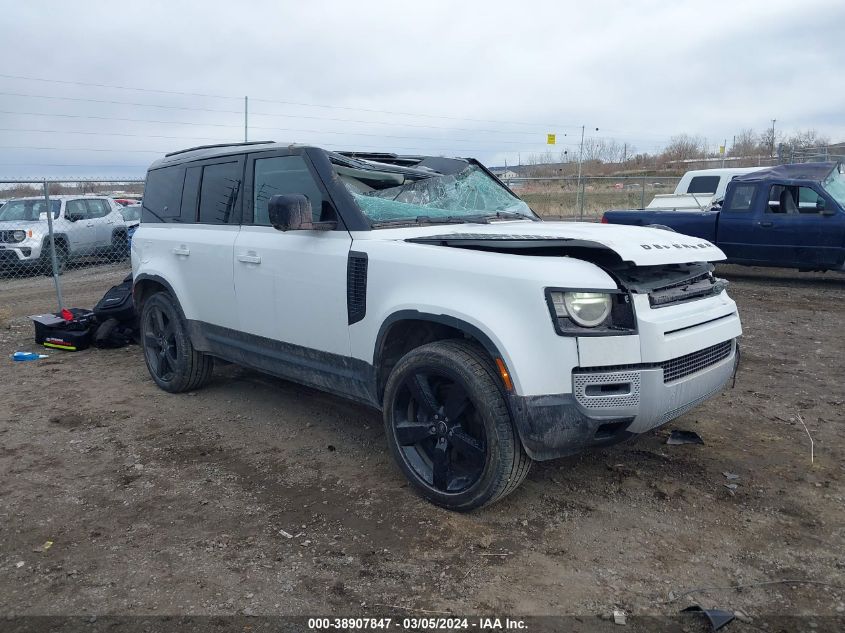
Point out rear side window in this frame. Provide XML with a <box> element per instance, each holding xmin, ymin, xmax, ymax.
<box><xmin>198</xmin><ymin>161</ymin><xmax>242</xmax><ymax>225</ymax></box>
<box><xmin>724</xmin><ymin>184</ymin><xmax>756</xmax><ymax>211</ymax></box>
<box><xmin>252</xmin><ymin>155</ymin><xmax>326</xmax><ymax>225</ymax></box>
<box><xmin>85</xmin><ymin>199</ymin><xmax>109</xmax><ymax>218</ymax></box>
<box><xmin>179</xmin><ymin>166</ymin><xmax>202</xmax><ymax>223</ymax></box>
<box><xmin>66</xmin><ymin>199</ymin><xmax>88</xmax><ymax>219</ymax></box>
<box><xmin>143</xmin><ymin>166</ymin><xmax>185</xmax><ymax>221</ymax></box>
<box><xmin>687</xmin><ymin>176</ymin><xmax>720</xmax><ymax>194</ymax></box>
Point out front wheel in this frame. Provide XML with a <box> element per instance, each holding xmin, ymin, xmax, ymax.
<box><xmin>383</xmin><ymin>340</ymin><xmax>531</xmax><ymax>511</ymax></box>
<box><xmin>140</xmin><ymin>292</ymin><xmax>213</xmax><ymax>393</ymax></box>
<box><xmin>39</xmin><ymin>239</ymin><xmax>68</xmax><ymax>275</ymax></box>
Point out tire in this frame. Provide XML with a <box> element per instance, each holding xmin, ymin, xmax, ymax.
<box><xmin>383</xmin><ymin>340</ymin><xmax>531</xmax><ymax>511</ymax></box>
<box><xmin>140</xmin><ymin>291</ymin><xmax>213</xmax><ymax>393</ymax></box>
<box><xmin>39</xmin><ymin>239</ymin><xmax>68</xmax><ymax>275</ymax></box>
<box><xmin>112</xmin><ymin>230</ymin><xmax>129</xmax><ymax>260</ymax></box>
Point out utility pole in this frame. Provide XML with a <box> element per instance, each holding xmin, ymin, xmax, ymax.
<box><xmin>576</xmin><ymin>126</ymin><xmax>598</xmax><ymax>212</ymax></box>
<box><xmin>244</xmin><ymin>96</ymin><xmax>249</xmax><ymax>142</ymax></box>
<box><xmin>770</xmin><ymin>119</ymin><xmax>777</xmax><ymax>158</ymax></box>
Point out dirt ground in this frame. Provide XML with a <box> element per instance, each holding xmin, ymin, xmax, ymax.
<box><xmin>0</xmin><ymin>262</ymin><xmax>843</xmax><ymax>630</ymax></box>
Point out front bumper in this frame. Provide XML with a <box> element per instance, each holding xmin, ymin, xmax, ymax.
<box><xmin>510</xmin><ymin>339</ymin><xmax>737</xmax><ymax>461</ymax></box>
<box><xmin>0</xmin><ymin>245</ymin><xmax>37</xmax><ymax>265</ymax></box>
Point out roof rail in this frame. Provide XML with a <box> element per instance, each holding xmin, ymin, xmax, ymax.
<box><xmin>164</xmin><ymin>140</ymin><xmax>275</xmax><ymax>158</ymax></box>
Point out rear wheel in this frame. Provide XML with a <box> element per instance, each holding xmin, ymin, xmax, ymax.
<box><xmin>140</xmin><ymin>292</ymin><xmax>213</xmax><ymax>393</ymax></box>
<box><xmin>112</xmin><ymin>230</ymin><xmax>129</xmax><ymax>260</ymax></box>
<box><xmin>383</xmin><ymin>340</ymin><xmax>531</xmax><ymax>511</ymax></box>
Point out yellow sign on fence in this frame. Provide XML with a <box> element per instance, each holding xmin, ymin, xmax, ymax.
<box><xmin>547</xmin><ymin>133</ymin><xmax>556</xmax><ymax>145</ymax></box>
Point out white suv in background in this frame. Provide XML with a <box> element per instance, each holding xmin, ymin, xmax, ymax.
<box><xmin>132</xmin><ymin>141</ymin><xmax>742</xmax><ymax>511</ymax></box>
<box><xmin>0</xmin><ymin>195</ymin><xmax>129</xmax><ymax>272</ymax></box>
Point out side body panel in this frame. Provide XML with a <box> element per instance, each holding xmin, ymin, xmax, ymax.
<box><xmin>603</xmin><ymin>209</ymin><xmax>718</xmax><ymax>242</ymax></box>
<box><xmin>349</xmin><ymin>237</ymin><xmax>614</xmax><ymax>397</ymax></box>
<box><xmin>134</xmin><ymin>224</ymin><xmax>240</xmax><ymax>329</ymax></box>
<box><xmin>233</xmin><ymin>227</ymin><xmax>352</xmax><ymax>354</ymax></box>
<box><xmin>719</xmin><ymin>182</ymin><xmax>845</xmax><ymax>268</ymax></box>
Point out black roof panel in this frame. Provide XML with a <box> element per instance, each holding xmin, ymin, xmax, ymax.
<box><xmin>733</xmin><ymin>162</ymin><xmax>838</xmax><ymax>183</ymax></box>
<box><xmin>148</xmin><ymin>141</ymin><xmax>299</xmax><ymax>169</ymax></box>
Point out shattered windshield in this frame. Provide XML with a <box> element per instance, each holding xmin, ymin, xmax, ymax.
<box><xmin>341</xmin><ymin>164</ymin><xmax>533</xmax><ymax>225</ymax></box>
<box><xmin>822</xmin><ymin>171</ymin><xmax>845</xmax><ymax>208</ymax></box>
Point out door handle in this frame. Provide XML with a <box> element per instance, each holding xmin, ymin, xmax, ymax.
<box><xmin>172</xmin><ymin>246</ymin><xmax>190</xmax><ymax>256</ymax></box>
<box><xmin>237</xmin><ymin>253</ymin><xmax>261</xmax><ymax>264</ymax></box>
<box><xmin>758</xmin><ymin>221</ymin><xmax>774</xmax><ymax>228</ymax></box>
<box><xmin>86</xmin><ymin>222</ymin><xmax>94</xmax><ymax>227</ymax></box>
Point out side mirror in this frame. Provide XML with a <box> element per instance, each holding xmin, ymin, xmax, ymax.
<box><xmin>66</xmin><ymin>212</ymin><xmax>85</xmax><ymax>222</ymax></box>
<box><xmin>268</xmin><ymin>194</ymin><xmax>312</xmax><ymax>231</ymax></box>
<box><xmin>817</xmin><ymin>198</ymin><xmax>836</xmax><ymax>216</ymax></box>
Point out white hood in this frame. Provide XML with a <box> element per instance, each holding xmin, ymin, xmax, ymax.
<box><xmin>355</xmin><ymin>220</ymin><xmax>725</xmax><ymax>266</ymax></box>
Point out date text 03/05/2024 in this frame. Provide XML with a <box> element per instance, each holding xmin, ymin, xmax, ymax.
<box><xmin>307</xmin><ymin>617</ymin><xmax>527</xmax><ymax>630</ymax></box>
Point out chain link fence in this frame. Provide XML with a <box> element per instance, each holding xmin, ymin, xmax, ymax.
<box><xmin>0</xmin><ymin>179</ymin><xmax>143</xmax><ymax>312</ymax></box>
<box><xmin>0</xmin><ymin>176</ymin><xmax>679</xmax><ymax>312</ymax></box>
<box><xmin>504</xmin><ymin>175</ymin><xmax>683</xmax><ymax>221</ymax></box>
<box><xmin>0</xmin><ymin>173</ymin><xmax>683</xmax><ymax>315</ymax></box>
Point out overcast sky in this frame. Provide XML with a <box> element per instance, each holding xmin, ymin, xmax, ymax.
<box><xmin>1</xmin><ymin>0</ymin><xmax>843</xmax><ymax>179</ymax></box>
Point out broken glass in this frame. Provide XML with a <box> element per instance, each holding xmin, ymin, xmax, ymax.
<box><xmin>347</xmin><ymin>166</ymin><xmax>532</xmax><ymax>223</ymax></box>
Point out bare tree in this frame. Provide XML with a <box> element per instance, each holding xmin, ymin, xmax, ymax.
<box><xmin>729</xmin><ymin>129</ymin><xmax>758</xmax><ymax>157</ymax></box>
<box><xmin>662</xmin><ymin>134</ymin><xmax>704</xmax><ymax>164</ymax></box>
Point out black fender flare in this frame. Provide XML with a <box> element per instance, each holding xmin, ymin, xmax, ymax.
<box><xmin>133</xmin><ymin>273</ymin><xmax>178</xmax><ymax>309</ymax></box>
<box><xmin>373</xmin><ymin>309</ymin><xmax>511</xmax><ymax>385</ymax></box>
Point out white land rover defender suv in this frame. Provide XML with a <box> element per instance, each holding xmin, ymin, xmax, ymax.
<box><xmin>132</xmin><ymin>142</ymin><xmax>742</xmax><ymax>511</ymax></box>
<box><xmin>0</xmin><ymin>195</ymin><xmax>130</xmax><ymax>272</ymax></box>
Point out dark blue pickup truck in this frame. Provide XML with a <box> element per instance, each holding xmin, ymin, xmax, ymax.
<box><xmin>603</xmin><ymin>162</ymin><xmax>845</xmax><ymax>271</ymax></box>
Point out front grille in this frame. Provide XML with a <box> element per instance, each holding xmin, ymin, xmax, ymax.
<box><xmin>577</xmin><ymin>339</ymin><xmax>734</xmax><ymax>381</ymax></box>
<box><xmin>661</xmin><ymin>340</ymin><xmax>732</xmax><ymax>383</ymax></box>
<box><xmin>649</xmin><ymin>272</ymin><xmax>726</xmax><ymax>308</ymax></box>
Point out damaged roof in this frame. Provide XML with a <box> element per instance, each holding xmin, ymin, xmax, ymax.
<box><xmin>148</xmin><ymin>141</ymin><xmax>470</xmax><ymax>176</ymax></box>
<box><xmin>732</xmin><ymin>162</ymin><xmax>839</xmax><ymax>183</ymax></box>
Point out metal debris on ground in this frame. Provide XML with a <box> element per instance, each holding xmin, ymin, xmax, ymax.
<box><xmin>723</xmin><ymin>472</ymin><xmax>740</xmax><ymax>480</ymax></box>
<box><xmin>666</xmin><ymin>430</ymin><xmax>704</xmax><ymax>445</ymax></box>
<box><xmin>612</xmin><ymin>609</ymin><xmax>626</xmax><ymax>625</ymax></box>
<box><xmin>681</xmin><ymin>605</ymin><xmax>735</xmax><ymax>631</ymax></box>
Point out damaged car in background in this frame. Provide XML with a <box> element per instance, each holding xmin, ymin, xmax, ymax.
<box><xmin>133</xmin><ymin>142</ymin><xmax>742</xmax><ymax>511</ymax></box>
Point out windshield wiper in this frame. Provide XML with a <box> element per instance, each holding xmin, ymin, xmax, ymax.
<box><xmin>369</xmin><ymin>211</ymin><xmax>535</xmax><ymax>229</ymax></box>
<box><xmin>482</xmin><ymin>211</ymin><xmax>533</xmax><ymax>221</ymax></box>
<box><xmin>371</xmin><ymin>215</ymin><xmax>492</xmax><ymax>228</ymax></box>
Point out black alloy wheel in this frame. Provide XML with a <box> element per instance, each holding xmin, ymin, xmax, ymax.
<box><xmin>140</xmin><ymin>292</ymin><xmax>213</xmax><ymax>393</ymax></box>
<box><xmin>143</xmin><ymin>302</ymin><xmax>179</xmax><ymax>383</ymax></box>
<box><xmin>393</xmin><ymin>369</ymin><xmax>487</xmax><ymax>493</ymax></box>
<box><xmin>383</xmin><ymin>340</ymin><xmax>531</xmax><ymax>511</ymax></box>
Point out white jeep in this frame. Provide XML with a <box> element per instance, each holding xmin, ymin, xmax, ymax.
<box><xmin>0</xmin><ymin>195</ymin><xmax>130</xmax><ymax>273</ymax></box>
<box><xmin>132</xmin><ymin>142</ymin><xmax>742</xmax><ymax>511</ymax></box>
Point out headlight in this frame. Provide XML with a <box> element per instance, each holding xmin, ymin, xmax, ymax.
<box><xmin>11</xmin><ymin>230</ymin><xmax>27</xmax><ymax>242</ymax></box>
<box><xmin>549</xmin><ymin>291</ymin><xmax>612</xmax><ymax>327</ymax></box>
